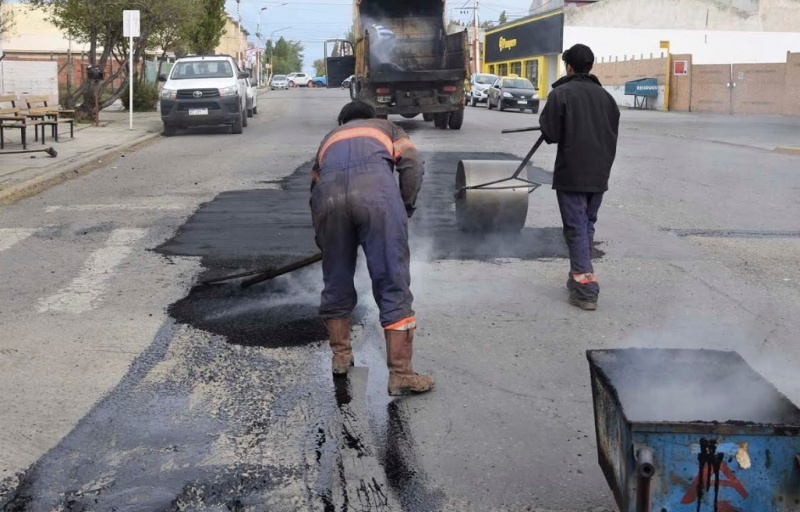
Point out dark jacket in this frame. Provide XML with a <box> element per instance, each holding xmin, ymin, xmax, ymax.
<box><xmin>539</xmin><ymin>73</ymin><xmax>620</xmax><ymax>193</ymax></box>
<box><xmin>311</xmin><ymin>118</ymin><xmax>425</xmax><ymax>217</ymax></box>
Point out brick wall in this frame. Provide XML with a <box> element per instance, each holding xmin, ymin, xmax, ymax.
<box><xmin>592</xmin><ymin>52</ymin><xmax>800</xmax><ymax>116</ymax></box>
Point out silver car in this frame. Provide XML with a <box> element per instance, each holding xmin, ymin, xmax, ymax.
<box><xmin>270</xmin><ymin>75</ymin><xmax>289</xmax><ymax>90</ymax></box>
<box><xmin>468</xmin><ymin>73</ymin><xmax>500</xmax><ymax>107</ymax></box>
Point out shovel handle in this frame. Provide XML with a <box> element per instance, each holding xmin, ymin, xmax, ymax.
<box><xmin>241</xmin><ymin>252</ymin><xmax>323</xmax><ymax>288</ymax></box>
<box><xmin>501</xmin><ymin>126</ymin><xmax>541</xmax><ymax>134</ymax></box>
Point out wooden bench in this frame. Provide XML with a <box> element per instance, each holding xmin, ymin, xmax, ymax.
<box><xmin>0</xmin><ymin>95</ymin><xmax>43</xmax><ymax>150</ymax></box>
<box><xmin>23</xmin><ymin>95</ymin><xmax>75</xmax><ymax>142</ymax></box>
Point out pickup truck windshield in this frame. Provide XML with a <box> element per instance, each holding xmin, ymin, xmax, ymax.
<box><xmin>171</xmin><ymin>61</ymin><xmax>233</xmax><ymax>80</ymax></box>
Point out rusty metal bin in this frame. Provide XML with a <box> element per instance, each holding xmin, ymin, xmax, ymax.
<box><xmin>587</xmin><ymin>348</ymin><xmax>800</xmax><ymax>512</ymax></box>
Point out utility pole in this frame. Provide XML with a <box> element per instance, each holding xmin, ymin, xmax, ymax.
<box><xmin>236</xmin><ymin>0</ymin><xmax>242</xmax><ymax>67</ymax></box>
<box><xmin>459</xmin><ymin>2</ymin><xmax>481</xmax><ymax>74</ymax></box>
<box><xmin>473</xmin><ymin>0</ymin><xmax>480</xmax><ymax>74</ymax></box>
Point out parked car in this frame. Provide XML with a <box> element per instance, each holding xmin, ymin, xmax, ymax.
<box><xmin>467</xmin><ymin>72</ymin><xmax>500</xmax><ymax>107</ymax></box>
<box><xmin>245</xmin><ymin>77</ymin><xmax>258</xmax><ymax>117</ymax></box>
<box><xmin>287</xmin><ymin>72</ymin><xmax>312</xmax><ymax>87</ymax></box>
<box><xmin>310</xmin><ymin>76</ymin><xmax>327</xmax><ymax>88</ymax></box>
<box><xmin>270</xmin><ymin>75</ymin><xmax>289</xmax><ymax>90</ymax></box>
<box><xmin>341</xmin><ymin>75</ymin><xmax>354</xmax><ymax>89</ymax></box>
<box><xmin>487</xmin><ymin>75</ymin><xmax>540</xmax><ymax>113</ymax></box>
<box><xmin>158</xmin><ymin>55</ymin><xmax>249</xmax><ymax>136</ymax></box>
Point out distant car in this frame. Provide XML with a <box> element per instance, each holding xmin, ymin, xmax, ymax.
<box><xmin>287</xmin><ymin>72</ymin><xmax>311</xmax><ymax>87</ymax></box>
<box><xmin>487</xmin><ymin>75</ymin><xmax>540</xmax><ymax>113</ymax></box>
<box><xmin>270</xmin><ymin>75</ymin><xmax>289</xmax><ymax>90</ymax></box>
<box><xmin>245</xmin><ymin>77</ymin><xmax>258</xmax><ymax>117</ymax></box>
<box><xmin>310</xmin><ymin>76</ymin><xmax>327</xmax><ymax>88</ymax></box>
<box><xmin>467</xmin><ymin>72</ymin><xmax>500</xmax><ymax>107</ymax></box>
<box><xmin>341</xmin><ymin>75</ymin><xmax>354</xmax><ymax>89</ymax></box>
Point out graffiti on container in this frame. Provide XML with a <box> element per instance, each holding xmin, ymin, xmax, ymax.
<box><xmin>680</xmin><ymin>438</ymin><xmax>749</xmax><ymax>512</ymax></box>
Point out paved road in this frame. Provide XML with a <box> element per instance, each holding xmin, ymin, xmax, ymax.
<box><xmin>1</xmin><ymin>87</ymin><xmax>799</xmax><ymax>511</ymax></box>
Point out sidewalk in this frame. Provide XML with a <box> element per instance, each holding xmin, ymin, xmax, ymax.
<box><xmin>0</xmin><ymin>110</ymin><xmax>163</xmax><ymax>204</ymax></box>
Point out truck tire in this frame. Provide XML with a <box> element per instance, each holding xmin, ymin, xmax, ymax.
<box><xmin>433</xmin><ymin>113</ymin><xmax>449</xmax><ymax>129</ymax></box>
<box><xmin>242</xmin><ymin>109</ymin><xmax>248</xmax><ymax>127</ymax></box>
<box><xmin>231</xmin><ymin>113</ymin><xmax>243</xmax><ymax>134</ymax></box>
<box><xmin>423</xmin><ymin>113</ymin><xmax>434</xmax><ymax>122</ymax></box>
<box><xmin>401</xmin><ymin>113</ymin><xmax>419</xmax><ymax>119</ymax></box>
<box><xmin>448</xmin><ymin>109</ymin><xmax>464</xmax><ymax>130</ymax></box>
<box><xmin>163</xmin><ymin>123</ymin><xmax>176</xmax><ymax>137</ymax></box>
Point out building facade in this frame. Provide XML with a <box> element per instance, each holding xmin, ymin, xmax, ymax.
<box><xmin>563</xmin><ymin>0</ymin><xmax>800</xmax><ymax>65</ymax></box>
<box><xmin>482</xmin><ymin>10</ymin><xmax>564</xmax><ymax>94</ymax></box>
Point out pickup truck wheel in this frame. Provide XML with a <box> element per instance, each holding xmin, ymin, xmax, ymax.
<box><xmin>247</xmin><ymin>108</ymin><xmax>254</xmax><ymax>118</ymax></box>
<box><xmin>423</xmin><ymin>113</ymin><xmax>434</xmax><ymax>122</ymax></box>
<box><xmin>433</xmin><ymin>113</ymin><xmax>449</xmax><ymax>129</ymax></box>
<box><xmin>242</xmin><ymin>109</ymin><xmax>248</xmax><ymax>127</ymax></box>
<box><xmin>448</xmin><ymin>109</ymin><xmax>464</xmax><ymax>130</ymax></box>
<box><xmin>163</xmin><ymin>123</ymin><xmax>176</xmax><ymax>137</ymax></box>
<box><xmin>253</xmin><ymin>106</ymin><xmax>258</xmax><ymax>115</ymax></box>
<box><xmin>401</xmin><ymin>113</ymin><xmax>418</xmax><ymax>119</ymax></box>
<box><xmin>471</xmin><ymin>97</ymin><xmax>478</xmax><ymax>107</ymax></box>
<box><xmin>231</xmin><ymin>113</ymin><xmax>243</xmax><ymax>134</ymax></box>
<box><xmin>499</xmin><ymin>100</ymin><xmax>506</xmax><ymax>112</ymax></box>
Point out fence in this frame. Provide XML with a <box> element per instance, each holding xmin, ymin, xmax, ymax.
<box><xmin>591</xmin><ymin>52</ymin><xmax>800</xmax><ymax>116</ymax></box>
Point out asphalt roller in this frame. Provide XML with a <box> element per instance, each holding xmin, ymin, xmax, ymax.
<box><xmin>455</xmin><ymin>126</ymin><xmax>545</xmax><ymax>232</ymax></box>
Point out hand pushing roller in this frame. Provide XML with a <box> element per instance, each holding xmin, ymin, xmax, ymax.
<box><xmin>455</xmin><ymin>126</ymin><xmax>544</xmax><ymax>232</ymax></box>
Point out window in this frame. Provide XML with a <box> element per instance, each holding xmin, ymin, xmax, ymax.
<box><xmin>488</xmin><ymin>64</ymin><xmax>496</xmax><ymax>75</ymax></box>
<box><xmin>510</xmin><ymin>61</ymin><xmax>522</xmax><ymax>76</ymax></box>
<box><xmin>498</xmin><ymin>63</ymin><xmax>508</xmax><ymax>76</ymax></box>
<box><xmin>524</xmin><ymin>60</ymin><xmax>539</xmax><ymax>87</ymax></box>
<box><xmin>171</xmin><ymin>61</ymin><xmax>233</xmax><ymax>80</ymax></box>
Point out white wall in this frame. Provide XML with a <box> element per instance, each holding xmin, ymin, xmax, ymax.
<box><xmin>564</xmin><ymin>25</ymin><xmax>800</xmax><ymax>64</ymax></box>
<box><xmin>1</xmin><ymin>61</ymin><xmax>59</xmax><ymax>105</ymax></box>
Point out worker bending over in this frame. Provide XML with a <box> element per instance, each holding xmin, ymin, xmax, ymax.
<box><xmin>310</xmin><ymin>100</ymin><xmax>434</xmax><ymax>396</ymax></box>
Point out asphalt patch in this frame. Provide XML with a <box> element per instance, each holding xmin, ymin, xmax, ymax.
<box><xmin>667</xmin><ymin>228</ymin><xmax>800</xmax><ymax>239</ymax></box>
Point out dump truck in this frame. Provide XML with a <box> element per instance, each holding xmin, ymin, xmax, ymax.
<box><xmin>325</xmin><ymin>0</ymin><xmax>469</xmax><ymax>129</ymax></box>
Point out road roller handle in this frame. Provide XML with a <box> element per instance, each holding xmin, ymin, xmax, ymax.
<box><xmin>501</xmin><ymin>126</ymin><xmax>541</xmax><ymax>134</ymax></box>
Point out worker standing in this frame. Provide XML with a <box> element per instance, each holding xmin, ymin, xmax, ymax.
<box><xmin>310</xmin><ymin>100</ymin><xmax>434</xmax><ymax>396</ymax></box>
<box><xmin>539</xmin><ymin>44</ymin><xmax>620</xmax><ymax>311</ymax></box>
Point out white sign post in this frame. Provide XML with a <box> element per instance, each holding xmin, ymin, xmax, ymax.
<box><xmin>123</xmin><ymin>10</ymin><xmax>140</xmax><ymax>131</ymax></box>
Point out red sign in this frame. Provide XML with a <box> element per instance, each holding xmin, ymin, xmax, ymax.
<box><xmin>674</xmin><ymin>60</ymin><xmax>689</xmax><ymax>76</ymax></box>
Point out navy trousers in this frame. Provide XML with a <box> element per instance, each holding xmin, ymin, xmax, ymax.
<box><xmin>557</xmin><ymin>191</ymin><xmax>603</xmax><ymax>295</ymax></box>
<box><xmin>311</xmin><ymin>159</ymin><xmax>414</xmax><ymax>328</ymax></box>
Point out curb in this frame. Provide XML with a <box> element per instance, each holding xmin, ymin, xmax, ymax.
<box><xmin>775</xmin><ymin>146</ymin><xmax>800</xmax><ymax>156</ymax></box>
<box><xmin>0</xmin><ymin>131</ymin><xmax>162</xmax><ymax>205</ymax></box>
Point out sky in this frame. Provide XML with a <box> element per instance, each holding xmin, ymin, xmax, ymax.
<box><xmin>225</xmin><ymin>0</ymin><xmax>537</xmax><ymax>75</ymax></box>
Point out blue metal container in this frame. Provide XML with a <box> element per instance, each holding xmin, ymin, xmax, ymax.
<box><xmin>588</xmin><ymin>349</ymin><xmax>800</xmax><ymax>512</ymax></box>
<box><xmin>624</xmin><ymin>78</ymin><xmax>659</xmax><ymax>97</ymax></box>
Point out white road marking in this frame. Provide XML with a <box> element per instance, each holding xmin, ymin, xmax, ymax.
<box><xmin>37</xmin><ymin>229</ymin><xmax>148</xmax><ymax>314</ymax></box>
<box><xmin>46</xmin><ymin>204</ymin><xmax>185</xmax><ymax>213</ymax></box>
<box><xmin>0</xmin><ymin>229</ymin><xmax>36</xmax><ymax>253</ymax></box>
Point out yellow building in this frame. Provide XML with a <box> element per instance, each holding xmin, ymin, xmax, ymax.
<box><xmin>482</xmin><ymin>10</ymin><xmax>564</xmax><ymax>95</ymax></box>
<box><xmin>215</xmin><ymin>16</ymin><xmax>249</xmax><ymax>64</ymax></box>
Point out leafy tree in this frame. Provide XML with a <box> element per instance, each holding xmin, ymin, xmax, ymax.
<box><xmin>181</xmin><ymin>0</ymin><xmax>226</xmax><ymax>55</ymax></box>
<box><xmin>26</xmin><ymin>0</ymin><xmax>158</xmax><ymax>119</ymax></box>
<box><xmin>313</xmin><ymin>58</ymin><xmax>325</xmax><ymax>77</ymax></box>
<box><xmin>269</xmin><ymin>36</ymin><xmax>303</xmax><ymax>75</ymax></box>
<box><xmin>499</xmin><ymin>10</ymin><xmax>508</xmax><ymax>24</ymax></box>
<box><xmin>150</xmin><ymin>0</ymin><xmax>201</xmax><ymax>80</ymax></box>
<box><xmin>0</xmin><ymin>0</ymin><xmax>15</xmax><ymax>39</ymax></box>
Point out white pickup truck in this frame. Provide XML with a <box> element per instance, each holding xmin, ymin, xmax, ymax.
<box><xmin>287</xmin><ymin>72</ymin><xmax>312</xmax><ymax>87</ymax></box>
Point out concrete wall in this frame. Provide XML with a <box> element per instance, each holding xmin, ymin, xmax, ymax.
<box><xmin>785</xmin><ymin>52</ymin><xmax>800</xmax><ymax>117</ymax></box>
<box><xmin>565</xmin><ymin>26</ymin><xmax>800</xmax><ymax>65</ymax></box>
<box><xmin>565</xmin><ymin>0</ymin><xmax>800</xmax><ymax>32</ymax></box>
<box><xmin>593</xmin><ymin>52</ymin><xmax>800</xmax><ymax>116</ymax></box>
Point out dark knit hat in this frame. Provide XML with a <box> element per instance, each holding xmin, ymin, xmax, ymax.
<box><xmin>563</xmin><ymin>44</ymin><xmax>595</xmax><ymax>73</ymax></box>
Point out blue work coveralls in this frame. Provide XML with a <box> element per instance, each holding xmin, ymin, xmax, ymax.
<box><xmin>310</xmin><ymin>118</ymin><xmax>424</xmax><ymax>329</ymax></box>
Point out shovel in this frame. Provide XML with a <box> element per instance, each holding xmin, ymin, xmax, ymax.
<box><xmin>199</xmin><ymin>252</ymin><xmax>323</xmax><ymax>288</ymax></box>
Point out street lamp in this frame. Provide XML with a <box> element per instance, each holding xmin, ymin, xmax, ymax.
<box><xmin>269</xmin><ymin>26</ymin><xmax>292</xmax><ymax>80</ymax></box>
<box><xmin>257</xmin><ymin>4</ymin><xmax>288</xmax><ymax>86</ymax></box>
